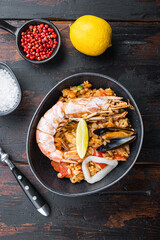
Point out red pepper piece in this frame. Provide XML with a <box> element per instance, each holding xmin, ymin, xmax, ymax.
<box><xmin>51</xmin><ymin>161</ymin><xmax>60</xmax><ymax>172</ymax></box>
<box><xmin>114</xmin><ymin>154</ymin><xmax>126</xmax><ymax>160</ymax></box>
<box><xmin>94</xmin><ymin>149</ymin><xmax>106</xmax><ymax>169</ymax></box>
<box><xmin>60</xmin><ymin>163</ymin><xmax>69</xmax><ymax>178</ymax></box>
<box><xmin>94</xmin><ymin>149</ymin><xmax>103</xmax><ymax>157</ymax></box>
<box><xmin>95</xmin><ymin>162</ymin><xmax>107</xmax><ymax>169</ymax></box>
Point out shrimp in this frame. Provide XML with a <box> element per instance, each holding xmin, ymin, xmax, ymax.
<box><xmin>36</xmin><ymin>101</ymin><xmax>64</xmax><ymax>162</ymax></box>
<box><xmin>65</xmin><ymin>96</ymin><xmax>123</xmax><ymax>117</ymax></box>
<box><xmin>36</xmin><ymin>95</ymin><xmax>131</xmax><ymax>164</ymax></box>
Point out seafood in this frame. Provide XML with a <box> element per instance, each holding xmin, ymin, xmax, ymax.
<box><xmin>36</xmin><ymin>81</ymin><xmax>135</xmax><ymax>184</ymax></box>
<box><xmin>96</xmin><ymin>135</ymin><xmax>136</xmax><ymax>152</ymax></box>
<box><xmin>93</xmin><ymin>127</ymin><xmax>135</xmax><ymax>137</ymax></box>
<box><xmin>36</xmin><ymin>97</ymin><xmax>131</xmax><ymax>161</ymax></box>
<box><xmin>94</xmin><ymin>127</ymin><xmax>136</xmax><ymax>151</ymax></box>
<box><xmin>82</xmin><ymin>156</ymin><xmax>118</xmax><ymax>184</ymax></box>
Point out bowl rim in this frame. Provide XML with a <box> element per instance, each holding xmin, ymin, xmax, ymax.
<box><xmin>0</xmin><ymin>61</ymin><xmax>22</xmax><ymax>116</ymax></box>
<box><xmin>26</xmin><ymin>72</ymin><xmax>144</xmax><ymax>197</ymax></box>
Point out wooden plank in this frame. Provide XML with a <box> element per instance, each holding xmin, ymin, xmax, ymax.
<box><xmin>0</xmin><ymin>21</ymin><xmax>159</xmax><ymax>163</ymax></box>
<box><xmin>0</xmin><ymin>0</ymin><xmax>160</xmax><ymax>21</ymax></box>
<box><xmin>0</xmin><ymin>164</ymin><xmax>160</xmax><ymax>239</ymax></box>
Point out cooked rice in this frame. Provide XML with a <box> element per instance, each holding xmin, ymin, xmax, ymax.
<box><xmin>52</xmin><ymin>81</ymin><xmax>134</xmax><ymax>183</ymax></box>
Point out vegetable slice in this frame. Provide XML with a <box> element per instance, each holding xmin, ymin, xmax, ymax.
<box><xmin>77</xmin><ymin>85</ymin><xmax>83</xmax><ymax>91</ymax></box>
<box><xmin>114</xmin><ymin>154</ymin><xmax>126</xmax><ymax>160</ymax></box>
<box><xmin>82</xmin><ymin>156</ymin><xmax>118</xmax><ymax>184</ymax></box>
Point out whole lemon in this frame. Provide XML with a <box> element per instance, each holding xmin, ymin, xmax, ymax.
<box><xmin>70</xmin><ymin>15</ymin><xmax>112</xmax><ymax>56</ymax></box>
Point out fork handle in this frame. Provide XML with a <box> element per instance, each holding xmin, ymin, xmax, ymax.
<box><xmin>11</xmin><ymin>165</ymin><xmax>50</xmax><ymax>216</ymax></box>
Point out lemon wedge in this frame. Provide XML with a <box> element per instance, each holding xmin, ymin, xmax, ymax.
<box><xmin>76</xmin><ymin>118</ymin><xmax>89</xmax><ymax>159</ymax></box>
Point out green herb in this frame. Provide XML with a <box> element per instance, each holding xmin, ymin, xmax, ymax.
<box><xmin>77</xmin><ymin>85</ymin><xmax>83</xmax><ymax>91</ymax></box>
<box><xmin>119</xmin><ymin>108</ymin><xmax>125</xmax><ymax>113</ymax></box>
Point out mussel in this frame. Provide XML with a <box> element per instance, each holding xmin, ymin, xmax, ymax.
<box><xmin>94</xmin><ymin>127</ymin><xmax>136</xmax><ymax>152</ymax></box>
<box><xmin>96</xmin><ymin>135</ymin><xmax>136</xmax><ymax>152</ymax></box>
<box><xmin>94</xmin><ymin>127</ymin><xmax>135</xmax><ymax>137</ymax></box>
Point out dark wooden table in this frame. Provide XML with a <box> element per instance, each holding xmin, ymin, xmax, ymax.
<box><xmin>0</xmin><ymin>1</ymin><xmax>160</xmax><ymax>239</ymax></box>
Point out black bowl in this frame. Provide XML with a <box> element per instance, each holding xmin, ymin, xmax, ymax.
<box><xmin>16</xmin><ymin>19</ymin><xmax>61</xmax><ymax>64</ymax></box>
<box><xmin>0</xmin><ymin>19</ymin><xmax>61</xmax><ymax>64</ymax></box>
<box><xmin>0</xmin><ymin>61</ymin><xmax>22</xmax><ymax>116</ymax></box>
<box><xmin>27</xmin><ymin>73</ymin><xmax>144</xmax><ymax>197</ymax></box>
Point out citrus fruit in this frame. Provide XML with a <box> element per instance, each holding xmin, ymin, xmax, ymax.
<box><xmin>70</xmin><ymin>15</ymin><xmax>112</xmax><ymax>56</ymax></box>
<box><xmin>76</xmin><ymin>118</ymin><xmax>89</xmax><ymax>159</ymax></box>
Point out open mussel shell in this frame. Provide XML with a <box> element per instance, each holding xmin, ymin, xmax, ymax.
<box><xmin>93</xmin><ymin>127</ymin><xmax>135</xmax><ymax>136</ymax></box>
<box><xmin>97</xmin><ymin>135</ymin><xmax>136</xmax><ymax>152</ymax></box>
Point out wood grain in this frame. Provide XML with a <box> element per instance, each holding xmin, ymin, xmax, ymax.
<box><xmin>0</xmin><ymin>0</ymin><xmax>160</xmax><ymax>21</ymax></box>
<box><xmin>0</xmin><ymin>164</ymin><xmax>160</xmax><ymax>240</ymax></box>
<box><xmin>0</xmin><ymin>21</ymin><xmax>159</xmax><ymax>163</ymax></box>
<box><xmin>0</xmin><ymin>8</ymin><xmax>160</xmax><ymax>239</ymax></box>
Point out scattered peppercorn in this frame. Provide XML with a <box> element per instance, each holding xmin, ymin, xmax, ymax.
<box><xmin>21</xmin><ymin>24</ymin><xmax>58</xmax><ymax>61</ymax></box>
